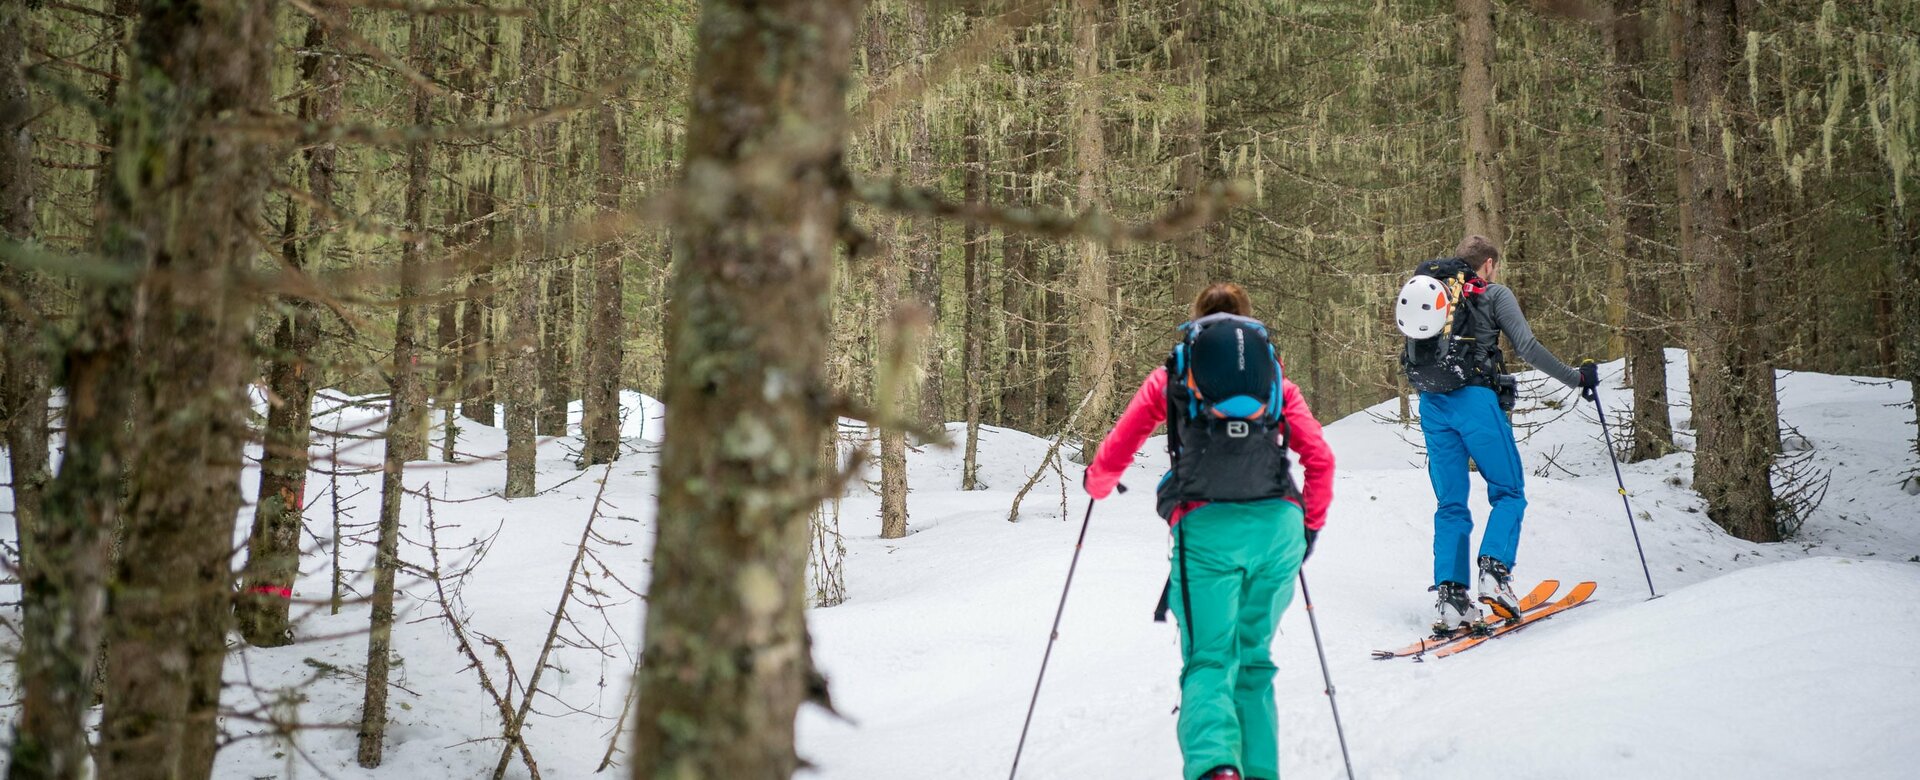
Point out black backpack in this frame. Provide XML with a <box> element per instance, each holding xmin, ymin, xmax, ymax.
<box><xmin>1155</xmin><ymin>313</ymin><xmax>1298</xmax><ymax>521</ymax></box>
<box><xmin>1399</xmin><ymin>257</ymin><xmax>1500</xmax><ymax>394</ymax></box>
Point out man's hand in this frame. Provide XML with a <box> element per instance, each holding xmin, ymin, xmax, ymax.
<box><xmin>1303</xmin><ymin>528</ymin><xmax>1319</xmax><ymax>561</ymax></box>
<box><xmin>1578</xmin><ymin>359</ymin><xmax>1600</xmax><ymax>399</ymax></box>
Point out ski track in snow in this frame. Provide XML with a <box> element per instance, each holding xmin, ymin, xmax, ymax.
<box><xmin>0</xmin><ymin>351</ymin><xmax>1916</xmax><ymax>779</ymax></box>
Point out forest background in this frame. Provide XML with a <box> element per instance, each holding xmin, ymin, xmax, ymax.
<box><xmin>0</xmin><ymin>0</ymin><xmax>1916</xmax><ymax>777</ymax></box>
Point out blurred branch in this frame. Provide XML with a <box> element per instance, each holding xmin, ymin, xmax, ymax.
<box><xmin>852</xmin><ymin>177</ymin><xmax>1251</xmax><ymax>250</ymax></box>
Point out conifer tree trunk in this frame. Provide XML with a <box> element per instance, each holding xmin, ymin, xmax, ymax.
<box><xmin>1458</xmin><ymin>0</ymin><xmax>1506</xmax><ymax>244</ymax></box>
<box><xmin>461</xmin><ymin>175</ymin><xmax>497</xmax><ymax>425</ymax></box>
<box><xmin>390</xmin><ymin>15</ymin><xmax>435</xmax><ymax>462</ymax></box>
<box><xmin>459</xmin><ymin>20</ymin><xmax>500</xmax><ymax>429</ymax></box>
<box><xmin>1042</xmin><ymin>240</ymin><xmax>1068</xmax><ymax>428</ymax></box>
<box><xmin>359</xmin><ymin>14</ymin><xmax>435</xmax><ymax>768</ymax></box>
<box><xmin>0</xmin><ymin>0</ymin><xmax>45</xmax><ymax>582</ymax></box>
<box><xmin>581</xmin><ymin>85</ymin><xmax>627</xmax><ymax>466</ymax></box>
<box><xmin>436</xmin><ymin>24</ymin><xmax>468</xmax><ymax>462</ymax></box>
<box><xmin>1172</xmin><ymin>0</ymin><xmax>1212</xmax><ymax>306</ymax></box>
<box><xmin>629</xmin><ymin>0</ymin><xmax>855</xmax><ymax>774</ymax></box>
<box><xmin>533</xmin><ymin>5</ymin><xmax>572</xmax><ymax>439</ymax></box>
<box><xmin>866</xmin><ymin>7</ymin><xmax>909</xmax><ymax>541</ymax></box>
<box><xmin>1894</xmin><ymin>201</ymin><xmax>1920</xmax><ymax>468</ymax></box>
<box><xmin>1682</xmin><ymin>0</ymin><xmax>1777</xmax><ymax>541</ymax></box>
<box><xmin>1606</xmin><ymin>0</ymin><xmax>1675</xmax><ymax>462</ymax></box>
<box><xmin>437</xmin><ymin>305</ymin><xmax>460</xmax><ymax>459</ymax></box>
<box><xmin>541</xmin><ymin>266</ymin><xmax>574</xmax><ymax>435</ymax></box>
<box><xmin>460</xmin><ymin>209</ymin><xmax>498</xmax><ymax>426</ymax></box>
<box><xmin>997</xmin><ymin>120</ymin><xmax>1036</xmax><ymax>431</ymax></box>
<box><xmin>1667</xmin><ymin>0</ymin><xmax>1694</xmax><ymax>325</ymax></box>
<box><xmin>540</xmin><ymin>90</ymin><xmax>574</xmax><ymax>442</ymax></box>
<box><xmin>505</xmin><ymin>261</ymin><xmax>540</xmax><ymax>496</ymax></box>
<box><xmin>906</xmin><ymin>1</ymin><xmax>945</xmax><ymax>427</ymax></box>
<box><xmin>961</xmin><ymin>118</ymin><xmax>985</xmax><ymax>489</ymax></box>
<box><xmin>504</xmin><ymin>11</ymin><xmax>545</xmax><ymax>498</ymax></box>
<box><xmin>97</xmin><ymin>2</ymin><xmax>276</xmax><ymax>777</ymax></box>
<box><xmin>2</xmin><ymin>4</ymin><xmax>79</xmax><ymax>775</ymax></box>
<box><xmin>238</xmin><ymin>4</ymin><xmax>342</xmax><ymax>648</ymax></box>
<box><xmin>0</xmin><ymin>0</ymin><xmax>45</xmax><ymax>566</ymax></box>
<box><xmin>436</xmin><ymin>95</ymin><xmax>465</xmax><ymax>462</ymax></box>
<box><xmin>1071</xmin><ymin>0</ymin><xmax>1113</xmax><ymax>446</ymax></box>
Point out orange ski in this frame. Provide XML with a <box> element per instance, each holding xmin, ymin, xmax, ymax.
<box><xmin>1431</xmin><ymin>581</ymin><xmax>1597</xmax><ymax>659</ymax></box>
<box><xmin>1370</xmin><ymin>580</ymin><xmax>1560</xmax><ymax>660</ymax></box>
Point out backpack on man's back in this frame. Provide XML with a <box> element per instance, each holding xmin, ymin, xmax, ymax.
<box><xmin>1395</xmin><ymin>257</ymin><xmax>1510</xmax><ymax>403</ymax></box>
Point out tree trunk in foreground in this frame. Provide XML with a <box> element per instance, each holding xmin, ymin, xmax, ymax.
<box><xmin>99</xmin><ymin>2</ymin><xmax>277</xmax><ymax>777</ymax></box>
<box><xmin>629</xmin><ymin>0</ymin><xmax>856</xmax><ymax>775</ymax></box>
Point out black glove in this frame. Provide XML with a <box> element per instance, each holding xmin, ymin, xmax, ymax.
<box><xmin>1303</xmin><ymin>528</ymin><xmax>1318</xmax><ymax>562</ymax></box>
<box><xmin>1578</xmin><ymin>359</ymin><xmax>1600</xmax><ymax>399</ymax></box>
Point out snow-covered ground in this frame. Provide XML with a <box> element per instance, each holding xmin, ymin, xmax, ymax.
<box><xmin>2</xmin><ymin>352</ymin><xmax>1917</xmax><ymax>779</ymax></box>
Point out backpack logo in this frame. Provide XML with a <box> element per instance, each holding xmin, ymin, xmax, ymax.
<box><xmin>1226</xmin><ymin>420</ymin><xmax>1249</xmax><ymax>438</ymax></box>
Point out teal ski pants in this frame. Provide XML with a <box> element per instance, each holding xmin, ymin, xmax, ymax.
<box><xmin>1168</xmin><ymin>498</ymin><xmax>1307</xmax><ymax>780</ymax></box>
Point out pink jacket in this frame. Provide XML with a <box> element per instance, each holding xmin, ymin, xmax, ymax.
<box><xmin>1084</xmin><ymin>367</ymin><xmax>1335</xmax><ymax>530</ymax></box>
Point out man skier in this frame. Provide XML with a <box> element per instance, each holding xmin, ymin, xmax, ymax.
<box><xmin>1408</xmin><ymin>235</ymin><xmax>1598</xmax><ymax>630</ymax></box>
<box><xmin>1084</xmin><ymin>283</ymin><xmax>1336</xmax><ymax>780</ymax></box>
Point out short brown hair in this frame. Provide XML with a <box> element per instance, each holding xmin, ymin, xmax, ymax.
<box><xmin>1456</xmin><ymin>234</ymin><xmax>1500</xmax><ymax>270</ymax></box>
<box><xmin>1191</xmin><ymin>282</ymin><xmax>1252</xmax><ymax>319</ymax></box>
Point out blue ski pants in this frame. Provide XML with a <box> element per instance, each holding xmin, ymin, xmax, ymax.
<box><xmin>1419</xmin><ymin>385</ymin><xmax>1527</xmax><ymax>586</ymax></box>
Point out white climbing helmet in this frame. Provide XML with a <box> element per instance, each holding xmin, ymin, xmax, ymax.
<box><xmin>1395</xmin><ymin>275</ymin><xmax>1452</xmax><ymax>339</ymax></box>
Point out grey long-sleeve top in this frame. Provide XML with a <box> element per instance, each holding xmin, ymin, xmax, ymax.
<box><xmin>1476</xmin><ymin>283</ymin><xmax>1581</xmax><ymax>388</ymax></box>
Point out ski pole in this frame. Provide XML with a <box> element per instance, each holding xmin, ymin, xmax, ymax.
<box><xmin>1297</xmin><ymin>573</ymin><xmax>1356</xmax><ymax>780</ymax></box>
<box><xmin>1009</xmin><ymin>483</ymin><xmax>1122</xmax><ymax>779</ymax></box>
<box><xmin>1586</xmin><ymin>386</ymin><xmax>1658</xmax><ymax>599</ymax></box>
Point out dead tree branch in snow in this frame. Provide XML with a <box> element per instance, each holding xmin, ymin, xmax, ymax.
<box><xmin>422</xmin><ymin>491</ymin><xmax>542</xmax><ymax>778</ymax></box>
<box><xmin>1008</xmin><ymin>383</ymin><xmax>1102</xmax><ymax>523</ymax></box>
<box><xmin>489</xmin><ymin>457</ymin><xmax>624</xmax><ymax>780</ymax></box>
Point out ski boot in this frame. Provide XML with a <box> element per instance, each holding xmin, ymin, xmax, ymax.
<box><xmin>1198</xmin><ymin>767</ymin><xmax>1241</xmax><ymax>780</ymax></box>
<box><xmin>1478</xmin><ymin>555</ymin><xmax>1522</xmax><ymax>623</ymax></box>
<box><xmin>1431</xmin><ymin>581</ymin><xmax>1485</xmax><ymax>636</ymax></box>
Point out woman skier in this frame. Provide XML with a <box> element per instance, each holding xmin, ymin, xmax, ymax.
<box><xmin>1083</xmin><ymin>283</ymin><xmax>1336</xmax><ymax>780</ymax></box>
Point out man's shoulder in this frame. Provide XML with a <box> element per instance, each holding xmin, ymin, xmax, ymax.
<box><xmin>1476</xmin><ymin>283</ymin><xmax>1519</xmax><ymax>310</ymax></box>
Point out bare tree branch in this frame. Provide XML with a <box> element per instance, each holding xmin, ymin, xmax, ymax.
<box><xmin>853</xmin><ymin>176</ymin><xmax>1252</xmax><ymax>251</ymax></box>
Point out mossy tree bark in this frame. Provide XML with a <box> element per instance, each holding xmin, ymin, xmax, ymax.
<box><xmin>358</xmin><ymin>13</ymin><xmax>435</xmax><ymax>769</ymax></box>
<box><xmin>3</xmin><ymin>2</ymin><xmax>76</xmax><ymax>776</ymax></box>
<box><xmin>961</xmin><ymin>117</ymin><xmax>985</xmax><ymax>490</ymax></box>
<box><xmin>97</xmin><ymin>1</ymin><xmax>277</xmax><ymax>777</ymax></box>
<box><xmin>581</xmin><ymin>77</ymin><xmax>628</xmax><ymax>466</ymax></box>
<box><xmin>1458</xmin><ymin>0</ymin><xmax>1507</xmax><ymax>245</ymax></box>
<box><xmin>238</xmin><ymin>2</ymin><xmax>344</xmax><ymax>648</ymax></box>
<box><xmin>1604</xmin><ymin>0</ymin><xmax>1676</xmax><ymax>462</ymax></box>
<box><xmin>389</xmin><ymin>12</ymin><xmax>435</xmax><ymax>463</ymax></box>
<box><xmin>0</xmin><ymin>0</ymin><xmax>46</xmax><ymax>566</ymax></box>
<box><xmin>865</xmin><ymin>6</ymin><xmax>910</xmax><ymax>541</ymax></box>
<box><xmin>904</xmin><ymin>1</ymin><xmax>945</xmax><ymax>428</ymax></box>
<box><xmin>1682</xmin><ymin>0</ymin><xmax>1779</xmax><ymax>541</ymax></box>
<box><xmin>504</xmin><ymin>8</ymin><xmax>547</xmax><ymax>499</ymax></box>
<box><xmin>996</xmin><ymin>114</ymin><xmax>1038</xmax><ymax>431</ymax></box>
<box><xmin>1070</xmin><ymin>0</ymin><xmax>1113</xmax><ymax>450</ymax></box>
<box><xmin>628</xmin><ymin>0</ymin><xmax>855</xmax><ymax>774</ymax></box>
<box><xmin>1171</xmin><ymin>0</ymin><xmax>1214</xmax><ymax>306</ymax></box>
